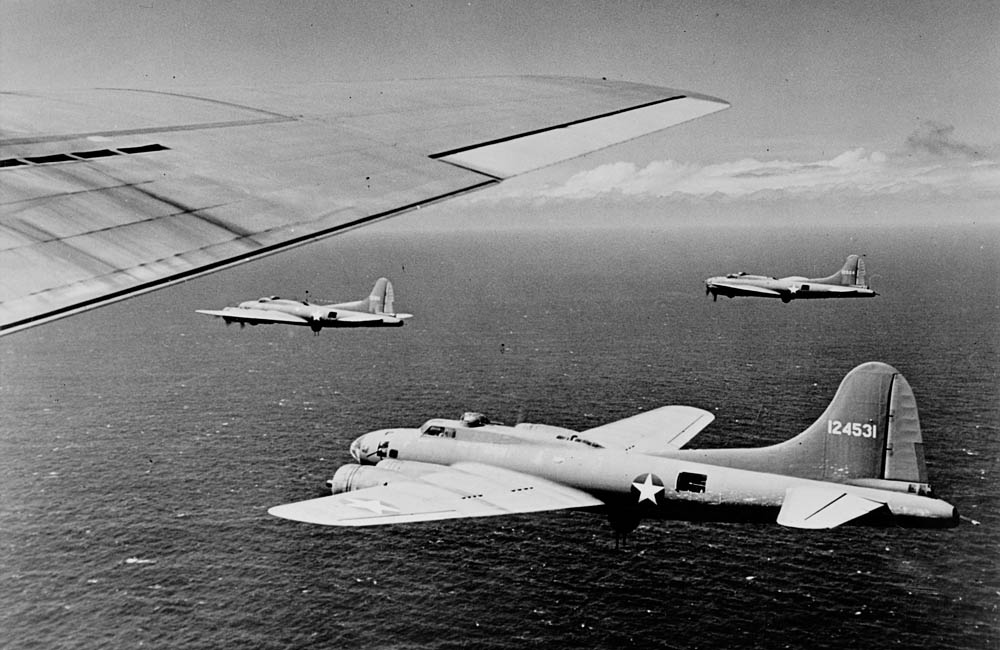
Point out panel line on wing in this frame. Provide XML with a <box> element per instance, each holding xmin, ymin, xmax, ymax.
<box><xmin>97</xmin><ymin>87</ymin><xmax>294</xmax><ymax>120</ymax></box>
<box><xmin>0</xmin><ymin>117</ymin><xmax>294</xmax><ymax>147</ymax></box>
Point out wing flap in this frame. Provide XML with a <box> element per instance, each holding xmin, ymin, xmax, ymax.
<box><xmin>582</xmin><ymin>405</ymin><xmax>715</xmax><ymax>453</ymax></box>
<box><xmin>268</xmin><ymin>462</ymin><xmax>603</xmax><ymax>526</ymax></box>
<box><xmin>776</xmin><ymin>486</ymin><xmax>885</xmax><ymax>529</ymax></box>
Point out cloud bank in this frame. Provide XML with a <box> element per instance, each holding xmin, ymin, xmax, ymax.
<box><xmin>474</xmin><ymin>125</ymin><xmax>1000</xmax><ymax>204</ymax></box>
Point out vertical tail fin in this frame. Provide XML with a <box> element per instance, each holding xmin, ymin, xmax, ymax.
<box><xmin>769</xmin><ymin>362</ymin><xmax>929</xmax><ymax>487</ymax></box>
<box><xmin>809</xmin><ymin>255</ymin><xmax>865</xmax><ymax>286</ymax></box>
<box><xmin>366</xmin><ymin>277</ymin><xmax>394</xmax><ymax>314</ymax></box>
<box><xmin>685</xmin><ymin>362</ymin><xmax>931</xmax><ymax>492</ymax></box>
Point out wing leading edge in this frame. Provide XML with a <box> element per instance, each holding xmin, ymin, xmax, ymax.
<box><xmin>1</xmin><ymin>77</ymin><xmax>727</xmax><ymax>335</ymax></box>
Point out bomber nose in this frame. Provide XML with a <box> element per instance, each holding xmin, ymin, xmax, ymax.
<box><xmin>349</xmin><ymin>430</ymin><xmax>386</xmax><ymax>465</ymax></box>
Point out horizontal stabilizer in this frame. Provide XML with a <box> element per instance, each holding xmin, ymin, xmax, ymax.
<box><xmin>776</xmin><ymin>486</ymin><xmax>885</xmax><ymax>529</ymax></box>
<box><xmin>195</xmin><ymin>308</ymin><xmax>306</xmax><ymax>325</ymax></box>
<box><xmin>334</xmin><ymin>312</ymin><xmax>390</xmax><ymax>323</ymax></box>
<box><xmin>582</xmin><ymin>405</ymin><xmax>715</xmax><ymax>453</ymax></box>
<box><xmin>268</xmin><ymin>462</ymin><xmax>602</xmax><ymax>527</ymax></box>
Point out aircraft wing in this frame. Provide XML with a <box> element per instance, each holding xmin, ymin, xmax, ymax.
<box><xmin>0</xmin><ymin>77</ymin><xmax>728</xmax><ymax>336</ymax></box>
<box><xmin>195</xmin><ymin>307</ymin><xmax>308</xmax><ymax>325</ymax></box>
<box><xmin>812</xmin><ymin>285</ymin><xmax>868</xmax><ymax>293</ymax></box>
<box><xmin>707</xmin><ymin>282</ymin><xmax>782</xmax><ymax>296</ymax></box>
<box><xmin>581</xmin><ymin>405</ymin><xmax>715</xmax><ymax>453</ymax></box>
<box><xmin>267</xmin><ymin>461</ymin><xmax>603</xmax><ymax>526</ymax></box>
<box><xmin>776</xmin><ymin>486</ymin><xmax>885</xmax><ymax>529</ymax></box>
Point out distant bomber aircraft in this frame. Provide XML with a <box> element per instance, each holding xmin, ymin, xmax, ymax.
<box><xmin>269</xmin><ymin>362</ymin><xmax>958</xmax><ymax>543</ymax></box>
<box><xmin>705</xmin><ymin>255</ymin><xmax>877</xmax><ymax>302</ymax></box>
<box><xmin>197</xmin><ymin>277</ymin><xmax>411</xmax><ymax>333</ymax></box>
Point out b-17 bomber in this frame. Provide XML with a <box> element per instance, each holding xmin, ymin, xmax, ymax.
<box><xmin>197</xmin><ymin>277</ymin><xmax>411</xmax><ymax>333</ymax></box>
<box><xmin>269</xmin><ymin>362</ymin><xmax>958</xmax><ymax>543</ymax></box>
<box><xmin>706</xmin><ymin>255</ymin><xmax>877</xmax><ymax>302</ymax></box>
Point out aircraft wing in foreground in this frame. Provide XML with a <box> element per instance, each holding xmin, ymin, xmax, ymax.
<box><xmin>0</xmin><ymin>77</ymin><xmax>729</xmax><ymax>336</ymax></box>
<box><xmin>196</xmin><ymin>277</ymin><xmax>411</xmax><ymax>333</ymax></box>
<box><xmin>706</xmin><ymin>255</ymin><xmax>878</xmax><ymax>302</ymax></box>
<box><xmin>270</xmin><ymin>362</ymin><xmax>958</xmax><ymax>542</ymax></box>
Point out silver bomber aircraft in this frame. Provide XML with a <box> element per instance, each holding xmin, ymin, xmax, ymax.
<box><xmin>705</xmin><ymin>255</ymin><xmax>877</xmax><ymax>302</ymax></box>
<box><xmin>269</xmin><ymin>362</ymin><xmax>958</xmax><ymax>541</ymax></box>
<box><xmin>196</xmin><ymin>277</ymin><xmax>411</xmax><ymax>333</ymax></box>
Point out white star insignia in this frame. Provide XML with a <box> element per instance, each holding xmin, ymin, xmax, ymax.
<box><xmin>345</xmin><ymin>498</ymin><xmax>399</xmax><ymax>515</ymax></box>
<box><xmin>632</xmin><ymin>474</ymin><xmax>664</xmax><ymax>504</ymax></box>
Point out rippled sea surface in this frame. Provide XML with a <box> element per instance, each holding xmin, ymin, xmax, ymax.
<box><xmin>1</xmin><ymin>220</ymin><xmax>997</xmax><ymax>649</ymax></box>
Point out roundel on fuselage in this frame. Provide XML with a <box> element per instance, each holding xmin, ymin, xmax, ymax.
<box><xmin>631</xmin><ymin>473</ymin><xmax>665</xmax><ymax>506</ymax></box>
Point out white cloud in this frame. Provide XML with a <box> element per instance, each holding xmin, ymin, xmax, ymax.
<box><xmin>470</xmin><ymin>146</ymin><xmax>1000</xmax><ymax>204</ymax></box>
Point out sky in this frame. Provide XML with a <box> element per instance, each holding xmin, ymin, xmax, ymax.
<box><xmin>2</xmin><ymin>0</ymin><xmax>998</xmax><ymax>229</ymax></box>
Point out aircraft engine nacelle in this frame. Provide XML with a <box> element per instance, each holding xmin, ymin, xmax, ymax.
<box><xmin>327</xmin><ymin>460</ymin><xmax>445</xmax><ymax>494</ymax></box>
<box><xmin>328</xmin><ymin>464</ymin><xmax>401</xmax><ymax>494</ymax></box>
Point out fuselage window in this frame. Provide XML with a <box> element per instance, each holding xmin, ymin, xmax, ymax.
<box><xmin>676</xmin><ymin>472</ymin><xmax>707</xmax><ymax>493</ymax></box>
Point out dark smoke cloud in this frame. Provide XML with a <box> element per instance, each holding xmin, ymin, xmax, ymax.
<box><xmin>905</xmin><ymin>121</ymin><xmax>986</xmax><ymax>160</ymax></box>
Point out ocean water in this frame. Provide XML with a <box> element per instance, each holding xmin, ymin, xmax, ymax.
<box><xmin>1</xmin><ymin>219</ymin><xmax>997</xmax><ymax>649</ymax></box>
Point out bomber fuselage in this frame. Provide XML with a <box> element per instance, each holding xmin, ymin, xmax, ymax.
<box><xmin>348</xmin><ymin>422</ymin><xmax>957</xmax><ymax>528</ymax></box>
